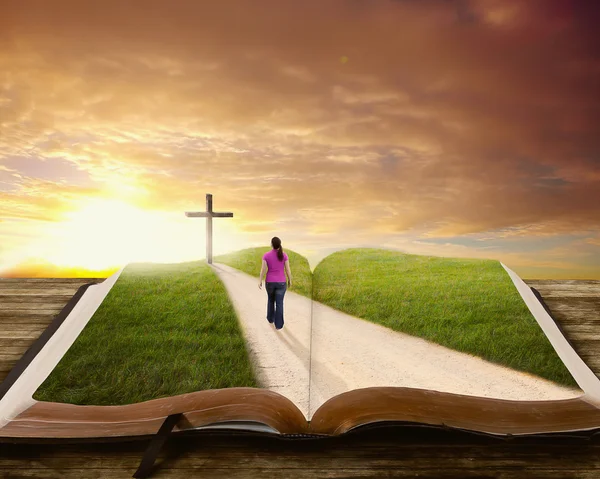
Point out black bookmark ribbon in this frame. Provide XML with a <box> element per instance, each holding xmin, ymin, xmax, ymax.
<box><xmin>132</xmin><ymin>412</ymin><xmax>183</xmax><ymax>478</ymax></box>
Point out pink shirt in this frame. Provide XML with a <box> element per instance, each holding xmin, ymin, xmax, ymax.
<box><xmin>263</xmin><ymin>249</ymin><xmax>288</xmax><ymax>282</ymax></box>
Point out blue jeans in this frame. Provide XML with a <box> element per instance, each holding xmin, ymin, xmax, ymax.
<box><xmin>265</xmin><ymin>281</ymin><xmax>287</xmax><ymax>330</ymax></box>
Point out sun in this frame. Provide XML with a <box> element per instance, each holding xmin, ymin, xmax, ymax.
<box><xmin>40</xmin><ymin>198</ymin><xmax>194</xmax><ymax>270</ymax></box>
<box><xmin>34</xmin><ymin>198</ymin><xmax>248</xmax><ymax>272</ymax></box>
<box><xmin>41</xmin><ymin>199</ymin><xmax>156</xmax><ymax>270</ymax></box>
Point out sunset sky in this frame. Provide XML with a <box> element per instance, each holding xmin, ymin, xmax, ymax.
<box><xmin>1</xmin><ymin>0</ymin><xmax>599</xmax><ymax>278</ymax></box>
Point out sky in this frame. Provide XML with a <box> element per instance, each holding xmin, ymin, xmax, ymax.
<box><xmin>1</xmin><ymin>0</ymin><xmax>599</xmax><ymax>278</ymax></box>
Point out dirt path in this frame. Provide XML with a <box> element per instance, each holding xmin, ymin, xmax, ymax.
<box><xmin>211</xmin><ymin>263</ymin><xmax>312</xmax><ymax>416</ymax></box>
<box><xmin>211</xmin><ymin>263</ymin><xmax>582</xmax><ymax>419</ymax></box>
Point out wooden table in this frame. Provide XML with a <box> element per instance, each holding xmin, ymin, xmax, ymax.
<box><xmin>1</xmin><ymin>278</ymin><xmax>599</xmax><ymax>478</ymax></box>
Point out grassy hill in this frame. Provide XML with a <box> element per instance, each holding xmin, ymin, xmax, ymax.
<box><xmin>32</xmin><ymin>246</ymin><xmax>577</xmax><ymax>405</ymax></box>
<box><xmin>312</xmin><ymin>248</ymin><xmax>577</xmax><ymax>388</ymax></box>
<box><xmin>33</xmin><ymin>261</ymin><xmax>259</xmax><ymax>405</ymax></box>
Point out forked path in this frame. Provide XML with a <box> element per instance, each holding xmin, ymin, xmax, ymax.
<box><xmin>211</xmin><ymin>264</ymin><xmax>582</xmax><ymax>419</ymax></box>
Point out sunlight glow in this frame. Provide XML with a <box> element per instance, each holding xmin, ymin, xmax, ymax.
<box><xmin>26</xmin><ymin>198</ymin><xmax>250</xmax><ymax>271</ymax></box>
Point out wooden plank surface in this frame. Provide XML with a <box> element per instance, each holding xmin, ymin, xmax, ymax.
<box><xmin>0</xmin><ymin>278</ymin><xmax>599</xmax><ymax>477</ymax></box>
<box><xmin>0</xmin><ymin>279</ymin><xmax>104</xmax><ymax>386</ymax></box>
<box><xmin>1</xmin><ymin>427</ymin><xmax>600</xmax><ymax>478</ymax></box>
<box><xmin>527</xmin><ymin>280</ymin><xmax>600</xmax><ymax>378</ymax></box>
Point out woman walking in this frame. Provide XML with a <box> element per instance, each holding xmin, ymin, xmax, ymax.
<box><xmin>258</xmin><ymin>237</ymin><xmax>292</xmax><ymax>330</ymax></box>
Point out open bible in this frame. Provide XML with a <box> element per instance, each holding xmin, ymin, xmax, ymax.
<box><xmin>1</xmin><ymin>247</ymin><xmax>600</xmax><ymax>443</ymax></box>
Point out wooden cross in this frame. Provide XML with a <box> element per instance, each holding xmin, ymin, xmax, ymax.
<box><xmin>185</xmin><ymin>193</ymin><xmax>233</xmax><ymax>264</ymax></box>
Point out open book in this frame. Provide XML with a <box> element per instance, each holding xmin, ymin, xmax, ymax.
<box><xmin>1</xmin><ymin>247</ymin><xmax>600</xmax><ymax>441</ymax></box>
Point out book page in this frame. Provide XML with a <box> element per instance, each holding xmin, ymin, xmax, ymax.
<box><xmin>308</xmin><ymin>248</ymin><xmax>585</xmax><ymax>419</ymax></box>
<box><xmin>1</xmin><ymin>254</ymin><xmax>310</xmax><ymax>436</ymax></box>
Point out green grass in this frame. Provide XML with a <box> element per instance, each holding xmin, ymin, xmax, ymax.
<box><xmin>312</xmin><ymin>248</ymin><xmax>578</xmax><ymax>388</ymax></box>
<box><xmin>33</xmin><ymin>261</ymin><xmax>259</xmax><ymax>406</ymax></box>
<box><xmin>215</xmin><ymin>246</ymin><xmax>313</xmax><ymax>299</ymax></box>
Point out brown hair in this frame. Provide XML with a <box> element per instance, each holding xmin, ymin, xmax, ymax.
<box><xmin>271</xmin><ymin>236</ymin><xmax>284</xmax><ymax>261</ymax></box>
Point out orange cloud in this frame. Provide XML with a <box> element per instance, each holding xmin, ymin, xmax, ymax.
<box><xmin>0</xmin><ymin>0</ymin><xmax>598</xmax><ymax>277</ymax></box>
